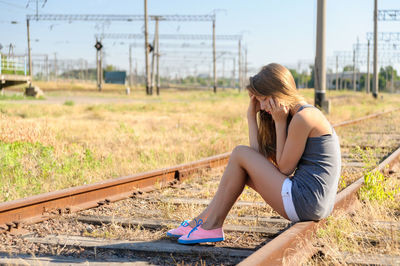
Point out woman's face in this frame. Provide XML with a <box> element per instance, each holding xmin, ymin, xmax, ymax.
<box><xmin>255</xmin><ymin>95</ymin><xmax>272</xmax><ymax>112</ymax></box>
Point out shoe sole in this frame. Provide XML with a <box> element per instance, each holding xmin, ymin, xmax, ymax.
<box><xmin>178</xmin><ymin>237</ymin><xmax>225</xmax><ymax>244</ymax></box>
<box><xmin>166</xmin><ymin>232</ymin><xmax>182</xmax><ymax>238</ymax></box>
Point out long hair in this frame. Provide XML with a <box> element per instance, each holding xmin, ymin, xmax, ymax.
<box><xmin>246</xmin><ymin>63</ymin><xmax>304</xmax><ymax>164</ymax></box>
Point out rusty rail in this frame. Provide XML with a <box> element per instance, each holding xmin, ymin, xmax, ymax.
<box><xmin>0</xmin><ymin>153</ymin><xmax>229</xmax><ymax>230</ymax></box>
<box><xmin>332</xmin><ymin>108</ymin><xmax>400</xmax><ymax>127</ymax></box>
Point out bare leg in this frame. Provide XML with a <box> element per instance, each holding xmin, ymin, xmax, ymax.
<box><xmin>191</xmin><ymin>145</ymin><xmax>289</xmax><ymax>230</ymax></box>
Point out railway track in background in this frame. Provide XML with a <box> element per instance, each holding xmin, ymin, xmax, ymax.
<box><xmin>0</xmin><ymin>108</ymin><xmax>399</xmax><ymax>265</ymax></box>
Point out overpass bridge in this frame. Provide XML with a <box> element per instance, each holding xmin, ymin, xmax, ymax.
<box><xmin>0</xmin><ymin>53</ymin><xmax>31</xmax><ymax>90</ymax></box>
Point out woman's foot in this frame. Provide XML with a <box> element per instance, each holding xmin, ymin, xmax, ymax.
<box><xmin>166</xmin><ymin>220</ymin><xmax>193</xmax><ymax>238</ymax></box>
<box><xmin>178</xmin><ymin>226</ymin><xmax>225</xmax><ymax>244</ymax></box>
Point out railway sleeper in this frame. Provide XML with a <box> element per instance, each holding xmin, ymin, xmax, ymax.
<box><xmin>22</xmin><ymin>234</ymin><xmax>255</xmax><ymax>258</ymax></box>
<box><xmin>75</xmin><ymin>215</ymin><xmax>289</xmax><ymax>236</ymax></box>
<box><xmin>0</xmin><ymin>252</ymin><xmax>140</xmax><ymax>266</ymax></box>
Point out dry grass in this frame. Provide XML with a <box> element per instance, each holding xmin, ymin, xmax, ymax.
<box><xmin>1</xmin><ymin>87</ymin><xmax>400</xmax><ymax>202</ymax></box>
<box><xmin>8</xmin><ymin>80</ymin><xmax>130</xmax><ymax>92</ymax></box>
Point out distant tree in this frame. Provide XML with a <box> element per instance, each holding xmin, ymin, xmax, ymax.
<box><xmin>289</xmin><ymin>69</ymin><xmax>311</xmax><ymax>89</ymax></box>
<box><xmin>378</xmin><ymin>66</ymin><xmax>398</xmax><ymax>91</ymax></box>
<box><xmin>343</xmin><ymin>65</ymin><xmax>354</xmax><ymax>72</ymax></box>
<box><xmin>105</xmin><ymin>65</ymin><xmax>118</xmax><ymax>72</ymax></box>
<box><xmin>308</xmin><ymin>65</ymin><xmax>315</xmax><ymax>88</ymax></box>
<box><xmin>359</xmin><ymin>74</ymin><xmax>367</xmax><ymax>91</ymax></box>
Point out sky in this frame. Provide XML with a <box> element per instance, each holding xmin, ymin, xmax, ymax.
<box><xmin>1</xmin><ymin>0</ymin><xmax>400</xmax><ymax>77</ymax></box>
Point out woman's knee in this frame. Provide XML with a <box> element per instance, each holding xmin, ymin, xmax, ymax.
<box><xmin>230</xmin><ymin>145</ymin><xmax>251</xmax><ymax>163</ymax></box>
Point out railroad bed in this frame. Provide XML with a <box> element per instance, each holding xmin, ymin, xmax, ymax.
<box><xmin>0</xmin><ymin>110</ymin><xmax>399</xmax><ymax>265</ymax></box>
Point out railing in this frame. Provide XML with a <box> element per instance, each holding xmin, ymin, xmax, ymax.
<box><xmin>0</xmin><ymin>53</ymin><xmax>28</xmax><ymax>76</ymax></box>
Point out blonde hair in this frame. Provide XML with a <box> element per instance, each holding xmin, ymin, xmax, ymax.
<box><xmin>246</xmin><ymin>63</ymin><xmax>304</xmax><ymax>163</ymax></box>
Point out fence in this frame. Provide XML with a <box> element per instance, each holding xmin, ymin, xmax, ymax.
<box><xmin>0</xmin><ymin>54</ymin><xmax>28</xmax><ymax>76</ymax></box>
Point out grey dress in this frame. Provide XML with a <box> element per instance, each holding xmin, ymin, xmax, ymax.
<box><xmin>290</xmin><ymin>104</ymin><xmax>342</xmax><ymax>221</ymax></box>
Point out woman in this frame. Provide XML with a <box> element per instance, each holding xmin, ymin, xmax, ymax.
<box><xmin>167</xmin><ymin>63</ymin><xmax>341</xmax><ymax>244</ymax></box>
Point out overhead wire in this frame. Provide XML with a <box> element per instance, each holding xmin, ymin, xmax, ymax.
<box><xmin>0</xmin><ymin>0</ymin><xmax>35</xmax><ymax>11</ymax></box>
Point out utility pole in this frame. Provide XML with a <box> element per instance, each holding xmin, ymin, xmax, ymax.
<box><xmin>353</xmin><ymin>48</ymin><xmax>356</xmax><ymax>91</ymax></box>
<box><xmin>385</xmin><ymin>68</ymin><xmax>388</xmax><ymax>91</ymax></box>
<box><xmin>97</xmin><ymin>47</ymin><xmax>100</xmax><ymax>90</ymax></box>
<box><xmin>135</xmin><ymin>61</ymin><xmax>138</xmax><ymax>85</ymax></box>
<box><xmin>314</xmin><ymin>0</ymin><xmax>329</xmax><ymax>112</ymax></box>
<box><xmin>222</xmin><ymin>59</ymin><xmax>225</xmax><ymax>82</ymax></box>
<box><xmin>94</xmin><ymin>40</ymin><xmax>103</xmax><ymax>91</ymax></box>
<box><xmin>144</xmin><ymin>0</ymin><xmax>151</xmax><ymax>95</ymax></box>
<box><xmin>45</xmin><ymin>54</ymin><xmax>49</xmax><ymax>81</ymax></box>
<box><xmin>156</xmin><ymin>39</ymin><xmax>160</xmax><ymax>95</ymax></box>
<box><xmin>391</xmin><ymin>65</ymin><xmax>394</xmax><ymax>93</ymax></box>
<box><xmin>85</xmin><ymin>60</ymin><xmax>88</xmax><ymax>81</ymax></box>
<box><xmin>367</xmin><ymin>40</ymin><xmax>371</xmax><ymax>93</ymax></box>
<box><xmin>26</xmin><ymin>18</ymin><xmax>32</xmax><ymax>86</ymax></box>
<box><xmin>212</xmin><ymin>17</ymin><xmax>217</xmax><ymax>93</ymax></box>
<box><xmin>54</xmin><ymin>52</ymin><xmax>57</xmax><ymax>81</ymax></box>
<box><xmin>238</xmin><ymin>39</ymin><xmax>242</xmax><ymax>92</ymax></box>
<box><xmin>335</xmin><ymin>55</ymin><xmax>338</xmax><ymax>90</ymax></box>
<box><xmin>151</xmin><ymin>17</ymin><xmax>159</xmax><ymax>95</ymax></box>
<box><xmin>232</xmin><ymin>57</ymin><xmax>235</xmax><ymax>89</ymax></box>
<box><xmin>373</xmin><ymin>0</ymin><xmax>378</xmax><ymax>98</ymax></box>
<box><xmin>129</xmin><ymin>44</ymin><xmax>133</xmax><ymax>88</ymax></box>
<box><xmin>244</xmin><ymin>47</ymin><xmax>248</xmax><ymax>89</ymax></box>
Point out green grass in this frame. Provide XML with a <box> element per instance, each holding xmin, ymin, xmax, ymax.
<box><xmin>63</xmin><ymin>100</ymin><xmax>75</xmax><ymax>106</ymax></box>
<box><xmin>0</xmin><ymin>94</ymin><xmax>26</xmax><ymax>101</ymax></box>
<box><xmin>0</xmin><ymin>141</ymin><xmax>109</xmax><ymax>201</ymax></box>
<box><xmin>0</xmin><ymin>94</ymin><xmax>46</xmax><ymax>101</ymax></box>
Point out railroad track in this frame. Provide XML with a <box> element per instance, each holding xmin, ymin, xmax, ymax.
<box><xmin>0</xmin><ymin>108</ymin><xmax>399</xmax><ymax>265</ymax></box>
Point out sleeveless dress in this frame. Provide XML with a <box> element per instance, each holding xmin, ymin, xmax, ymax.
<box><xmin>290</xmin><ymin>104</ymin><xmax>342</xmax><ymax>221</ymax></box>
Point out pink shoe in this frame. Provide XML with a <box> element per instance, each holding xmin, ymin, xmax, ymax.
<box><xmin>178</xmin><ymin>219</ymin><xmax>224</xmax><ymax>244</ymax></box>
<box><xmin>166</xmin><ymin>220</ymin><xmax>193</xmax><ymax>238</ymax></box>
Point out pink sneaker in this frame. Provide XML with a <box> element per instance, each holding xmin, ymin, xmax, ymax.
<box><xmin>178</xmin><ymin>219</ymin><xmax>224</xmax><ymax>244</ymax></box>
<box><xmin>166</xmin><ymin>220</ymin><xmax>193</xmax><ymax>238</ymax></box>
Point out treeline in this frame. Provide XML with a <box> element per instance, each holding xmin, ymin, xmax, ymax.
<box><xmin>34</xmin><ymin>64</ymin><xmax>399</xmax><ymax>92</ymax></box>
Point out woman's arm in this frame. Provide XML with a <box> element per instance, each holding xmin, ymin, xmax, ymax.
<box><xmin>247</xmin><ymin>95</ymin><xmax>260</xmax><ymax>151</ymax></box>
<box><xmin>274</xmin><ymin>120</ymin><xmax>287</xmax><ymax>167</ymax></box>
<box><xmin>268</xmin><ymin>98</ymin><xmax>311</xmax><ymax>175</ymax></box>
<box><xmin>277</xmin><ymin>115</ymin><xmax>311</xmax><ymax>175</ymax></box>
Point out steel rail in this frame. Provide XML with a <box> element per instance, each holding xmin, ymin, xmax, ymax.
<box><xmin>0</xmin><ymin>153</ymin><xmax>229</xmax><ymax>231</ymax></box>
<box><xmin>0</xmin><ymin>108</ymin><xmax>397</xmax><ymax>233</ymax></box>
<box><xmin>332</xmin><ymin>107</ymin><xmax>400</xmax><ymax>128</ymax></box>
<box><xmin>239</xmin><ymin>143</ymin><xmax>400</xmax><ymax>265</ymax></box>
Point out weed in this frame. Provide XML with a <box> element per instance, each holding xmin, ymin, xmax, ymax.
<box><xmin>338</xmin><ymin>175</ymin><xmax>347</xmax><ymax>191</ymax></box>
<box><xmin>359</xmin><ymin>170</ymin><xmax>399</xmax><ymax>203</ymax></box>
<box><xmin>351</xmin><ymin>146</ymin><xmax>378</xmax><ymax>171</ymax></box>
<box><xmin>63</xmin><ymin>100</ymin><xmax>75</xmax><ymax>106</ymax></box>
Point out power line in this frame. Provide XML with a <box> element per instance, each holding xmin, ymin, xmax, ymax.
<box><xmin>0</xmin><ymin>0</ymin><xmax>35</xmax><ymax>11</ymax></box>
<box><xmin>366</xmin><ymin>32</ymin><xmax>400</xmax><ymax>41</ymax></box>
<box><xmin>96</xmin><ymin>33</ymin><xmax>242</xmax><ymax>41</ymax></box>
<box><xmin>378</xmin><ymin>10</ymin><xmax>400</xmax><ymax>21</ymax></box>
<box><xmin>353</xmin><ymin>42</ymin><xmax>400</xmax><ymax>50</ymax></box>
<box><xmin>26</xmin><ymin>14</ymin><xmax>215</xmax><ymax>22</ymax></box>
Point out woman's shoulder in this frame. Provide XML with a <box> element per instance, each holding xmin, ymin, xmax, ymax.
<box><xmin>293</xmin><ymin>105</ymin><xmax>332</xmax><ymax>137</ymax></box>
<box><xmin>292</xmin><ymin>103</ymin><xmax>317</xmax><ymax>121</ymax></box>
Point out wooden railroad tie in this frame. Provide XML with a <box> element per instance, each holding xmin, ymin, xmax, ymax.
<box><xmin>23</xmin><ymin>234</ymin><xmax>254</xmax><ymax>258</ymax></box>
<box><xmin>76</xmin><ymin>215</ymin><xmax>289</xmax><ymax>235</ymax></box>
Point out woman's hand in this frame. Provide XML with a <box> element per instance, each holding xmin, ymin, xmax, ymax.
<box><xmin>266</xmin><ymin>98</ymin><xmax>289</xmax><ymax>123</ymax></box>
<box><xmin>247</xmin><ymin>94</ymin><xmax>261</xmax><ymax>118</ymax></box>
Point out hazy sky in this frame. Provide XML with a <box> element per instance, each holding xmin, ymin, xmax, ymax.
<box><xmin>1</xmin><ymin>0</ymin><xmax>399</xmax><ymax>76</ymax></box>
